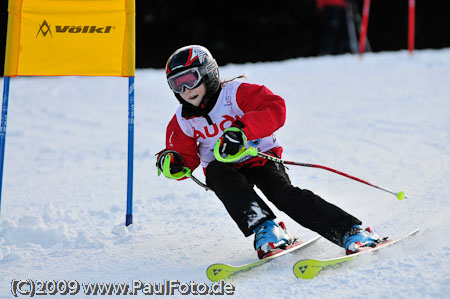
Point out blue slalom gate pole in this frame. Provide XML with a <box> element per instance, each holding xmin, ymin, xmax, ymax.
<box><xmin>126</xmin><ymin>76</ymin><xmax>135</xmax><ymax>226</ymax></box>
<box><xmin>0</xmin><ymin>77</ymin><xmax>11</xmax><ymax>215</ymax></box>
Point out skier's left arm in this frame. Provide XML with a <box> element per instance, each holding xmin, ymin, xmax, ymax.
<box><xmin>234</xmin><ymin>83</ymin><xmax>286</xmax><ymax>140</ymax></box>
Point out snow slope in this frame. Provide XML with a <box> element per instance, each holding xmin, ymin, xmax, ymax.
<box><xmin>0</xmin><ymin>49</ymin><xmax>449</xmax><ymax>298</ymax></box>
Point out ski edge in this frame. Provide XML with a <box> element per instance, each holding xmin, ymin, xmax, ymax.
<box><xmin>293</xmin><ymin>228</ymin><xmax>420</xmax><ymax>279</ymax></box>
<box><xmin>206</xmin><ymin>235</ymin><xmax>321</xmax><ymax>282</ymax></box>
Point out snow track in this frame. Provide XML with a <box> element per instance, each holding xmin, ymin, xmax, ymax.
<box><xmin>1</xmin><ymin>49</ymin><xmax>449</xmax><ymax>297</ymax></box>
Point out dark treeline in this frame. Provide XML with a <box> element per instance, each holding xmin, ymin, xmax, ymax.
<box><xmin>1</xmin><ymin>0</ymin><xmax>450</xmax><ymax>74</ymax></box>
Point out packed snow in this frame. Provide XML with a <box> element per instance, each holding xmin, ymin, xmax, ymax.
<box><xmin>0</xmin><ymin>49</ymin><xmax>449</xmax><ymax>298</ymax></box>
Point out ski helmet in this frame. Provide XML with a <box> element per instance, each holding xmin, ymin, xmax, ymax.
<box><xmin>165</xmin><ymin>45</ymin><xmax>220</xmax><ymax>103</ymax></box>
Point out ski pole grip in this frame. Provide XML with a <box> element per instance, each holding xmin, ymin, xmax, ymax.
<box><xmin>213</xmin><ymin>139</ymin><xmax>258</xmax><ymax>163</ymax></box>
<box><xmin>162</xmin><ymin>154</ymin><xmax>191</xmax><ymax>179</ymax></box>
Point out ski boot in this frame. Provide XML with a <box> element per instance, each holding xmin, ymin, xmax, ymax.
<box><xmin>253</xmin><ymin>220</ymin><xmax>296</xmax><ymax>259</ymax></box>
<box><xmin>342</xmin><ymin>225</ymin><xmax>381</xmax><ymax>254</ymax></box>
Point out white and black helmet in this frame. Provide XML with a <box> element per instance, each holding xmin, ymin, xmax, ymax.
<box><xmin>165</xmin><ymin>45</ymin><xmax>220</xmax><ymax>104</ymax></box>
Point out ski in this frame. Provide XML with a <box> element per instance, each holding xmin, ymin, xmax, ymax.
<box><xmin>206</xmin><ymin>235</ymin><xmax>321</xmax><ymax>282</ymax></box>
<box><xmin>293</xmin><ymin>228</ymin><xmax>420</xmax><ymax>279</ymax></box>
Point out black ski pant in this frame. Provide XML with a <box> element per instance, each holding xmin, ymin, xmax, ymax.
<box><xmin>205</xmin><ymin>160</ymin><xmax>362</xmax><ymax>247</ymax></box>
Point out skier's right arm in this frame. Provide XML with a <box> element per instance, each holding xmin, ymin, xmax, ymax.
<box><xmin>156</xmin><ymin>115</ymin><xmax>200</xmax><ymax>180</ymax></box>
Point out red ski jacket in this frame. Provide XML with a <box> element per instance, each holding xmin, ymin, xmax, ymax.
<box><xmin>164</xmin><ymin>81</ymin><xmax>286</xmax><ymax>173</ymax></box>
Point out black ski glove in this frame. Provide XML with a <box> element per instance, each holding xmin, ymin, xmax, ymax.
<box><xmin>219</xmin><ymin>126</ymin><xmax>246</xmax><ymax>155</ymax></box>
<box><xmin>156</xmin><ymin>149</ymin><xmax>188</xmax><ymax>179</ymax></box>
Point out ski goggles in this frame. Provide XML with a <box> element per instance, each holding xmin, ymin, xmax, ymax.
<box><xmin>167</xmin><ymin>68</ymin><xmax>202</xmax><ymax>93</ymax></box>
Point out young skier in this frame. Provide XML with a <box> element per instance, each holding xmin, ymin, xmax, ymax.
<box><xmin>156</xmin><ymin>45</ymin><xmax>380</xmax><ymax>259</ymax></box>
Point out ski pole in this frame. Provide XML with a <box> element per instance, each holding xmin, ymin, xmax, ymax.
<box><xmin>213</xmin><ymin>143</ymin><xmax>406</xmax><ymax>200</ymax></box>
<box><xmin>190</xmin><ymin>174</ymin><xmax>212</xmax><ymax>191</ymax></box>
<box><xmin>257</xmin><ymin>152</ymin><xmax>405</xmax><ymax>200</ymax></box>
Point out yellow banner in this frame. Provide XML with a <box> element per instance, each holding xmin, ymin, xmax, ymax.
<box><xmin>4</xmin><ymin>0</ymin><xmax>135</xmax><ymax>77</ymax></box>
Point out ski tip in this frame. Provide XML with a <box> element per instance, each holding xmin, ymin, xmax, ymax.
<box><xmin>397</xmin><ymin>191</ymin><xmax>405</xmax><ymax>200</ymax></box>
<box><xmin>206</xmin><ymin>264</ymin><xmax>233</xmax><ymax>282</ymax></box>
